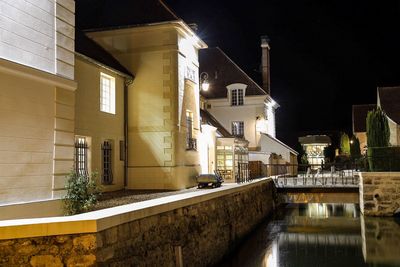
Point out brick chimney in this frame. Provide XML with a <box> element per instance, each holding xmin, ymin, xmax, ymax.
<box><xmin>261</xmin><ymin>35</ymin><xmax>271</xmax><ymax>95</ymax></box>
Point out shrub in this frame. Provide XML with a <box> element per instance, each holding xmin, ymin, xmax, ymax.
<box><xmin>366</xmin><ymin>107</ymin><xmax>390</xmax><ymax>148</ymax></box>
<box><xmin>63</xmin><ymin>171</ymin><xmax>101</xmax><ymax>215</ymax></box>
<box><xmin>340</xmin><ymin>133</ymin><xmax>350</xmax><ymax>155</ymax></box>
<box><xmin>367</xmin><ymin>147</ymin><xmax>400</xmax><ymax>171</ymax></box>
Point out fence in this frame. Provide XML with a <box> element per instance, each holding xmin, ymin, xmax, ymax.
<box><xmin>267</xmin><ymin>162</ymin><xmax>359</xmax><ymax>187</ymax></box>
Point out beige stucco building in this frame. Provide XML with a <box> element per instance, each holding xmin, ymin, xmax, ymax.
<box><xmin>86</xmin><ymin>21</ymin><xmax>206</xmax><ymax>190</ymax></box>
<box><xmin>0</xmin><ymin>0</ymin><xmax>76</xmax><ymax>204</ymax></box>
<box><xmin>0</xmin><ymin>0</ymin><xmax>208</xmax><ymax>208</ymax></box>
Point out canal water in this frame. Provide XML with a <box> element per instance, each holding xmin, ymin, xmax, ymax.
<box><xmin>218</xmin><ymin>203</ymin><xmax>400</xmax><ymax>267</ymax></box>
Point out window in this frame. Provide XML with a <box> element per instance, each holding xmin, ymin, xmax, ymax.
<box><xmin>102</xmin><ymin>140</ymin><xmax>113</xmax><ymax>184</ymax></box>
<box><xmin>231</xmin><ymin>89</ymin><xmax>244</xmax><ymax>106</ymax></box>
<box><xmin>75</xmin><ymin>137</ymin><xmax>89</xmax><ymax>177</ymax></box>
<box><xmin>100</xmin><ymin>73</ymin><xmax>116</xmax><ymax>114</ymax></box>
<box><xmin>232</xmin><ymin>121</ymin><xmax>244</xmax><ymax>137</ymax></box>
<box><xmin>186</xmin><ymin>111</ymin><xmax>196</xmax><ymax>150</ymax></box>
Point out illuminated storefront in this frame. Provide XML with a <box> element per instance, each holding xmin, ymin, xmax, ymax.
<box><xmin>216</xmin><ymin>138</ymin><xmax>249</xmax><ymax>182</ymax></box>
<box><xmin>299</xmin><ymin>135</ymin><xmax>331</xmax><ymax>166</ymax></box>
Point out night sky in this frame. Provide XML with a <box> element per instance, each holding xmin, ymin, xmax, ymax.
<box><xmin>165</xmin><ymin>0</ymin><xmax>400</xmax><ymax>148</ymax></box>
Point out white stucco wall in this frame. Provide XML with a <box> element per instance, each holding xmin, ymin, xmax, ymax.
<box><xmin>260</xmin><ymin>134</ymin><xmax>292</xmax><ymax>162</ymax></box>
<box><xmin>206</xmin><ymin>95</ymin><xmax>271</xmax><ymax>149</ymax></box>
<box><xmin>0</xmin><ymin>0</ymin><xmax>75</xmax><ymax>79</ymax></box>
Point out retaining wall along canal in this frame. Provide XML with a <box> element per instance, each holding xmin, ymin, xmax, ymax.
<box><xmin>0</xmin><ymin>179</ymin><xmax>275</xmax><ymax>266</ymax></box>
<box><xmin>359</xmin><ymin>172</ymin><xmax>400</xmax><ymax>216</ymax></box>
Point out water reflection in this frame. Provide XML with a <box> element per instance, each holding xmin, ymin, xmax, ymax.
<box><xmin>218</xmin><ymin>204</ymin><xmax>400</xmax><ymax>267</ymax></box>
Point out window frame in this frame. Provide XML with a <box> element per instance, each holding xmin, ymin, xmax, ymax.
<box><xmin>100</xmin><ymin>72</ymin><xmax>116</xmax><ymax>114</ymax></box>
<box><xmin>231</xmin><ymin>88</ymin><xmax>244</xmax><ymax>106</ymax></box>
<box><xmin>232</xmin><ymin>121</ymin><xmax>244</xmax><ymax>138</ymax></box>
<box><xmin>186</xmin><ymin>110</ymin><xmax>197</xmax><ymax>150</ymax></box>
<box><xmin>101</xmin><ymin>140</ymin><xmax>113</xmax><ymax>185</ymax></box>
<box><xmin>74</xmin><ymin>136</ymin><xmax>89</xmax><ymax>177</ymax></box>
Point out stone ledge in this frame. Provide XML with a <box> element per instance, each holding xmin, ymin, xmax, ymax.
<box><xmin>0</xmin><ymin>178</ymin><xmax>272</xmax><ymax>240</ymax></box>
<box><xmin>0</xmin><ymin>58</ymin><xmax>77</xmax><ymax>91</ymax></box>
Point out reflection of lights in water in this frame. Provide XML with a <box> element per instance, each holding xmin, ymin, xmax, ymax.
<box><xmin>262</xmin><ymin>240</ymin><xmax>278</xmax><ymax>267</ymax></box>
<box><xmin>303</xmin><ymin>203</ymin><xmax>357</xmax><ymax>218</ymax></box>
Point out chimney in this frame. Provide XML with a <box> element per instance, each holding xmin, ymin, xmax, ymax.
<box><xmin>261</xmin><ymin>35</ymin><xmax>271</xmax><ymax>95</ymax></box>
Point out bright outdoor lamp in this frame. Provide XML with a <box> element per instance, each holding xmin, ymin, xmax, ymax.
<box><xmin>200</xmin><ymin>72</ymin><xmax>210</xmax><ymax>91</ymax></box>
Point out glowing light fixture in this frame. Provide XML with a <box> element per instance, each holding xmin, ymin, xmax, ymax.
<box><xmin>200</xmin><ymin>72</ymin><xmax>210</xmax><ymax>91</ymax></box>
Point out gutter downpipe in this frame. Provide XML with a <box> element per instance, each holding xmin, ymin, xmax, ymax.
<box><xmin>124</xmin><ymin>78</ymin><xmax>133</xmax><ymax>187</ymax></box>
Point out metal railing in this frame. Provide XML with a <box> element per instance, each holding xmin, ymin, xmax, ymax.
<box><xmin>236</xmin><ymin>163</ymin><xmax>251</xmax><ymax>184</ymax></box>
<box><xmin>267</xmin><ymin>163</ymin><xmax>360</xmax><ymax>187</ymax></box>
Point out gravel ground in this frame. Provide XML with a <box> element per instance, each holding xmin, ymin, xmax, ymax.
<box><xmin>91</xmin><ymin>187</ymin><xmax>200</xmax><ymax>211</ymax></box>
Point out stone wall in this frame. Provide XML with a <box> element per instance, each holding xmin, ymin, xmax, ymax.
<box><xmin>0</xmin><ymin>180</ymin><xmax>275</xmax><ymax>266</ymax></box>
<box><xmin>359</xmin><ymin>172</ymin><xmax>400</xmax><ymax>216</ymax></box>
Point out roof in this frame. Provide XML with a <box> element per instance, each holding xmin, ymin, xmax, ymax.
<box><xmin>200</xmin><ymin>109</ymin><xmax>232</xmax><ymax>137</ymax></box>
<box><xmin>352</xmin><ymin>104</ymin><xmax>376</xmax><ymax>133</ymax></box>
<box><xmin>76</xmin><ymin>0</ymin><xmax>179</xmax><ymax>31</ymax></box>
<box><xmin>378</xmin><ymin>86</ymin><xmax>400</xmax><ymax>124</ymax></box>
<box><xmin>298</xmin><ymin>135</ymin><xmax>331</xmax><ymax>145</ymax></box>
<box><xmin>199</xmin><ymin>47</ymin><xmax>268</xmax><ymax>99</ymax></box>
<box><xmin>75</xmin><ymin>30</ymin><xmax>133</xmax><ymax>77</ymax></box>
<box><xmin>261</xmin><ymin>133</ymin><xmax>299</xmax><ymax>155</ymax></box>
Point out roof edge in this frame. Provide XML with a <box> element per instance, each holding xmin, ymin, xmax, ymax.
<box><xmin>75</xmin><ymin>52</ymin><xmax>134</xmax><ymax>79</ymax></box>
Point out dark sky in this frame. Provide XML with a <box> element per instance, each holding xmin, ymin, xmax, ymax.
<box><xmin>165</xmin><ymin>0</ymin><xmax>400</xmax><ymax>147</ymax></box>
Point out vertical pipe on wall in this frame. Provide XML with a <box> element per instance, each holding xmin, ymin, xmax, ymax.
<box><xmin>124</xmin><ymin>78</ymin><xmax>133</xmax><ymax>187</ymax></box>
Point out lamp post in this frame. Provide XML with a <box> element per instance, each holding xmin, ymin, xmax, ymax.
<box><xmin>200</xmin><ymin>72</ymin><xmax>209</xmax><ymax>91</ymax></box>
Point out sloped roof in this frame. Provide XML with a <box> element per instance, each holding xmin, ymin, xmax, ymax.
<box><xmin>75</xmin><ymin>30</ymin><xmax>133</xmax><ymax>77</ymax></box>
<box><xmin>352</xmin><ymin>104</ymin><xmax>376</xmax><ymax>133</ymax></box>
<box><xmin>199</xmin><ymin>47</ymin><xmax>267</xmax><ymax>99</ymax></box>
<box><xmin>76</xmin><ymin>0</ymin><xmax>179</xmax><ymax>31</ymax></box>
<box><xmin>298</xmin><ymin>135</ymin><xmax>331</xmax><ymax>145</ymax></box>
<box><xmin>378</xmin><ymin>86</ymin><xmax>400</xmax><ymax>124</ymax></box>
<box><xmin>200</xmin><ymin>109</ymin><xmax>232</xmax><ymax>137</ymax></box>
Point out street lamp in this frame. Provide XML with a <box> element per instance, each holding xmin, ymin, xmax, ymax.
<box><xmin>200</xmin><ymin>72</ymin><xmax>209</xmax><ymax>91</ymax></box>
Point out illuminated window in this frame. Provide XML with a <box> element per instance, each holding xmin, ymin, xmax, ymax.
<box><xmin>231</xmin><ymin>89</ymin><xmax>244</xmax><ymax>106</ymax></box>
<box><xmin>186</xmin><ymin>111</ymin><xmax>196</xmax><ymax>150</ymax></box>
<box><xmin>232</xmin><ymin>121</ymin><xmax>244</xmax><ymax>137</ymax></box>
<box><xmin>100</xmin><ymin>73</ymin><xmax>116</xmax><ymax>114</ymax></box>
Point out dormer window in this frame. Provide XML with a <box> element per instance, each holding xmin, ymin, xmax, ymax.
<box><xmin>227</xmin><ymin>83</ymin><xmax>247</xmax><ymax>106</ymax></box>
<box><xmin>231</xmin><ymin>89</ymin><xmax>244</xmax><ymax>106</ymax></box>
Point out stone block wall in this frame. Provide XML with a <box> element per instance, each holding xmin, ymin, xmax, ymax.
<box><xmin>0</xmin><ymin>180</ymin><xmax>275</xmax><ymax>266</ymax></box>
<box><xmin>359</xmin><ymin>172</ymin><xmax>400</xmax><ymax>216</ymax></box>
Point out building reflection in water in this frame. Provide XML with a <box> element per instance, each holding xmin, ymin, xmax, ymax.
<box><xmin>218</xmin><ymin>203</ymin><xmax>400</xmax><ymax>267</ymax></box>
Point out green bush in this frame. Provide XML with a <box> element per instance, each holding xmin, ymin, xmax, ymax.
<box><xmin>340</xmin><ymin>133</ymin><xmax>350</xmax><ymax>155</ymax></box>
<box><xmin>63</xmin><ymin>171</ymin><xmax>101</xmax><ymax>215</ymax></box>
<box><xmin>367</xmin><ymin>147</ymin><xmax>400</xmax><ymax>171</ymax></box>
<box><xmin>366</xmin><ymin>108</ymin><xmax>390</xmax><ymax>147</ymax></box>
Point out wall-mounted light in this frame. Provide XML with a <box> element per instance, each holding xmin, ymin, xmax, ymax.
<box><xmin>200</xmin><ymin>72</ymin><xmax>210</xmax><ymax>91</ymax></box>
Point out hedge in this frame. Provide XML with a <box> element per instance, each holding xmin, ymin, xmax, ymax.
<box><xmin>367</xmin><ymin>147</ymin><xmax>400</xmax><ymax>172</ymax></box>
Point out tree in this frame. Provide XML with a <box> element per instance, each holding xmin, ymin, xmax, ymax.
<box><xmin>323</xmin><ymin>145</ymin><xmax>335</xmax><ymax>162</ymax></box>
<box><xmin>295</xmin><ymin>142</ymin><xmax>308</xmax><ymax>164</ymax></box>
<box><xmin>366</xmin><ymin>107</ymin><xmax>390</xmax><ymax>148</ymax></box>
<box><xmin>350</xmin><ymin>136</ymin><xmax>361</xmax><ymax>159</ymax></box>
<box><xmin>340</xmin><ymin>133</ymin><xmax>350</xmax><ymax>155</ymax></box>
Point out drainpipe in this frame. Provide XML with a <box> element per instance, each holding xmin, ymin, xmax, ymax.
<box><xmin>124</xmin><ymin>78</ymin><xmax>133</xmax><ymax>187</ymax></box>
